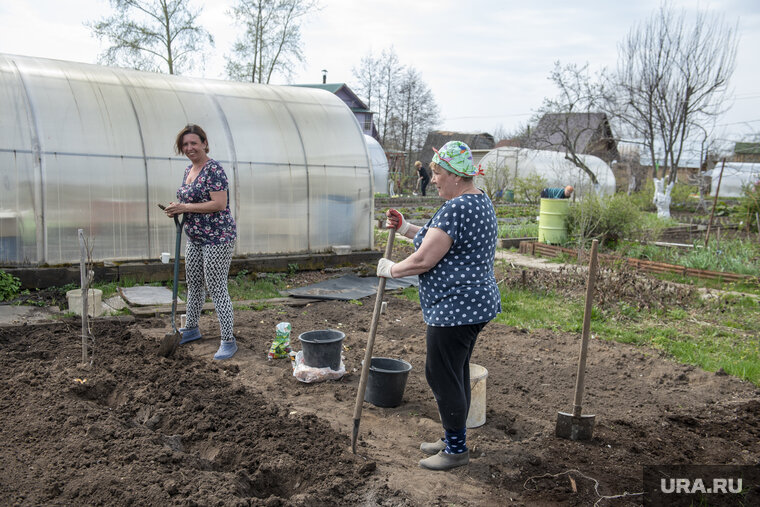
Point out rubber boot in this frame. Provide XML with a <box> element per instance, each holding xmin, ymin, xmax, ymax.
<box><xmin>213</xmin><ymin>339</ymin><xmax>237</xmax><ymax>360</ymax></box>
<box><xmin>419</xmin><ymin>450</ymin><xmax>469</xmax><ymax>471</ymax></box>
<box><xmin>179</xmin><ymin>327</ymin><xmax>202</xmax><ymax>345</ymax></box>
<box><xmin>420</xmin><ymin>438</ymin><xmax>447</xmax><ymax>455</ymax></box>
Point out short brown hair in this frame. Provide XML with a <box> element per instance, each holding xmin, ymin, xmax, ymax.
<box><xmin>175</xmin><ymin>124</ymin><xmax>210</xmax><ymax>155</ymax></box>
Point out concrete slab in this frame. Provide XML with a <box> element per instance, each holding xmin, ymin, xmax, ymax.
<box><xmin>0</xmin><ymin>304</ymin><xmax>62</xmax><ymax>326</ymax></box>
<box><xmin>118</xmin><ymin>286</ymin><xmax>182</xmax><ymax>306</ymax></box>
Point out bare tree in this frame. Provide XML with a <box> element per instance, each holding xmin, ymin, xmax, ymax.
<box><xmin>226</xmin><ymin>0</ymin><xmax>320</xmax><ymax>83</ymax></box>
<box><xmin>351</xmin><ymin>50</ymin><xmax>380</xmax><ymax>110</ymax></box>
<box><xmin>393</xmin><ymin>67</ymin><xmax>440</xmax><ymax>158</ymax></box>
<box><xmin>532</xmin><ymin>62</ymin><xmax>613</xmax><ymax>185</ymax></box>
<box><xmin>376</xmin><ymin>47</ymin><xmax>402</xmax><ymax>145</ymax></box>
<box><xmin>613</xmin><ymin>3</ymin><xmax>738</xmax><ymax>184</ymax></box>
<box><xmin>87</xmin><ymin>0</ymin><xmax>213</xmax><ymax>74</ymax></box>
<box><xmin>492</xmin><ymin>122</ymin><xmax>531</xmax><ymax>146</ymax></box>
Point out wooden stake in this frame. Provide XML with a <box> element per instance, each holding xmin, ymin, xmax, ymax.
<box><xmin>78</xmin><ymin>229</ymin><xmax>88</xmax><ymax>365</ymax></box>
<box><xmin>705</xmin><ymin>158</ymin><xmax>725</xmax><ymax>247</ymax></box>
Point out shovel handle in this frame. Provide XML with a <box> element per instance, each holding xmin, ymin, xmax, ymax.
<box><xmin>351</xmin><ymin>227</ymin><xmax>396</xmax><ymax>453</ymax></box>
<box><xmin>573</xmin><ymin>239</ymin><xmax>598</xmax><ymax>417</ymax></box>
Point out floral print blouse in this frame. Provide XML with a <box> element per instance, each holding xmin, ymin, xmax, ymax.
<box><xmin>176</xmin><ymin>159</ymin><xmax>237</xmax><ymax>245</ymax></box>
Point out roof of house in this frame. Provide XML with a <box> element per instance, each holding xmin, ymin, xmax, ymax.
<box><xmin>735</xmin><ymin>142</ymin><xmax>760</xmax><ymax>155</ymax></box>
<box><xmin>291</xmin><ymin>83</ymin><xmax>372</xmax><ymax>113</ymax></box>
<box><xmin>527</xmin><ymin>112</ymin><xmax>615</xmax><ymax>154</ymax></box>
<box><xmin>419</xmin><ymin>131</ymin><xmax>495</xmax><ymax>164</ymax></box>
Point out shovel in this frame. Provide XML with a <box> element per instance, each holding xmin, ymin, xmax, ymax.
<box><xmin>158</xmin><ymin>206</ymin><xmax>185</xmax><ymax>358</ymax></box>
<box><xmin>351</xmin><ymin>226</ymin><xmax>396</xmax><ymax>454</ymax></box>
<box><xmin>556</xmin><ymin>239</ymin><xmax>599</xmax><ymax>440</ymax></box>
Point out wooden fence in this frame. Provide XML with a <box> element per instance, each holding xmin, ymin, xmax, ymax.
<box><xmin>518</xmin><ymin>241</ymin><xmax>757</xmax><ymax>284</ymax></box>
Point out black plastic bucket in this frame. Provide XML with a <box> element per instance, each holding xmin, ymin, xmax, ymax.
<box><xmin>298</xmin><ymin>329</ymin><xmax>345</xmax><ymax>370</ymax></box>
<box><xmin>364</xmin><ymin>357</ymin><xmax>413</xmax><ymax>408</ymax></box>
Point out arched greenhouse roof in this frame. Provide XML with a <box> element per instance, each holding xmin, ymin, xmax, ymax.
<box><xmin>0</xmin><ymin>53</ymin><xmax>373</xmax><ymax>265</ymax></box>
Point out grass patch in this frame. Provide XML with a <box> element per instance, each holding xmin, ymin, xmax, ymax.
<box><xmin>394</xmin><ymin>281</ymin><xmax>760</xmax><ymax>385</ymax></box>
<box><xmin>227</xmin><ymin>271</ymin><xmax>287</xmax><ymax>300</ymax></box>
<box><xmin>498</xmin><ymin>221</ymin><xmax>538</xmax><ymax>239</ymax></box>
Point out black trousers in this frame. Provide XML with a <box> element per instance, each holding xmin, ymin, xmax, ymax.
<box><xmin>420</xmin><ymin>179</ymin><xmax>429</xmax><ymax>196</ymax></box>
<box><xmin>425</xmin><ymin>322</ymin><xmax>487</xmax><ymax>431</ymax></box>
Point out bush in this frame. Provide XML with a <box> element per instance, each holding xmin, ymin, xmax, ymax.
<box><xmin>513</xmin><ymin>175</ymin><xmax>547</xmax><ymax>205</ymax></box>
<box><xmin>628</xmin><ymin>179</ymin><xmax>698</xmax><ymax>212</ymax></box>
<box><xmin>735</xmin><ymin>180</ymin><xmax>760</xmax><ymax>232</ymax></box>
<box><xmin>0</xmin><ymin>271</ymin><xmax>21</xmax><ymax>302</ymax></box>
<box><xmin>567</xmin><ymin>193</ymin><xmax>643</xmax><ymax>247</ymax></box>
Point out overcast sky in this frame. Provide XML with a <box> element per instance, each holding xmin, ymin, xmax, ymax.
<box><xmin>1</xmin><ymin>0</ymin><xmax>759</xmax><ymax>147</ymax></box>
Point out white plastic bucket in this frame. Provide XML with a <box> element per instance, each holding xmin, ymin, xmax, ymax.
<box><xmin>66</xmin><ymin>288</ymin><xmax>104</xmax><ymax>317</ymax></box>
<box><xmin>466</xmin><ymin>363</ymin><xmax>488</xmax><ymax>428</ymax></box>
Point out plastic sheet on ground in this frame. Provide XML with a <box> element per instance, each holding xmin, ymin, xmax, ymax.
<box><xmin>284</xmin><ymin>274</ymin><xmax>418</xmax><ymax>301</ymax></box>
<box><xmin>292</xmin><ymin>351</ymin><xmax>345</xmax><ymax>383</ymax></box>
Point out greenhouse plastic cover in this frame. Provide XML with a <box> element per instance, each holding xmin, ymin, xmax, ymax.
<box><xmin>0</xmin><ymin>53</ymin><xmax>373</xmax><ymax>265</ymax></box>
<box><xmin>475</xmin><ymin>147</ymin><xmax>616</xmax><ymax>197</ymax></box>
<box><xmin>365</xmin><ymin>135</ymin><xmax>389</xmax><ymax>195</ymax></box>
<box><xmin>709</xmin><ymin>163</ymin><xmax>760</xmax><ymax>197</ymax></box>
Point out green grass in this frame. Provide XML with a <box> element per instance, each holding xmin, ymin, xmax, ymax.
<box><xmin>498</xmin><ymin>221</ymin><xmax>538</xmax><ymax>239</ymax></box>
<box><xmin>227</xmin><ymin>271</ymin><xmax>287</xmax><ymax>300</ymax></box>
<box><xmin>614</xmin><ymin>238</ymin><xmax>760</xmax><ymax>277</ymax></box>
<box><xmin>394</xmin><ymin>283</ymin><xmax>760</xmax><ymax>386</ymax></box>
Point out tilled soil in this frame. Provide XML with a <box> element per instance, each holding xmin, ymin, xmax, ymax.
<box><xmin>1</xmin><ymin>287</ymin><xmax>758</xmax><ymax>505</ymax></box>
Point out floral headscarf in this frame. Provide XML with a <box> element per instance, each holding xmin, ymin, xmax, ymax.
<box><xmin>432</xmin><ymin>140</ymin><xmax>484</xmax><ymax>177</ymax></box>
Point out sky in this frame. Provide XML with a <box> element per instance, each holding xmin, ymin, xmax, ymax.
<box><xmin>2</xmin><ymin>0</ymin><xmax>759</xmax><ymax>148</ymax></box>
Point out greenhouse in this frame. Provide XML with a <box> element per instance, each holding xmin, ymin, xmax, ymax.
<box><xmin>0</xmin><ymin>53</ymin><xmax>374</xmax><ymax>265</ymax></box>
<box><xmin>710</xmin><ymin>162</ymin><xmax>760</xmax><ymax>197</ymax></box>
<box><xmin>365</xmin><ymin>134</ymin><xmax>389</xmax><ymax>195</ymax></box>
<box><xmin>475</xmin><ymin>147</ymin><xmax>616</xmax><ymax>198</ymax></box>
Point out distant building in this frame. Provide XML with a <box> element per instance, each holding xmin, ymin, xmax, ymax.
<box><xmin>292</xmin><ymin>83</ymin><xmax>379</xmax><ymax>140</ymax></box>
<box><xmin>525</xmin><ymin>112</ymin><xmax>619</xmax><ymax>164</ymax></box>
<box><xmin>420</xmin><ymin>131</ymin><xmax>495</xmax><ymax>169</ymax></box>
<box><xmin>732</xmin><ymin>142</ymin><xmax>760</xmax><ymax>163</ymax></box>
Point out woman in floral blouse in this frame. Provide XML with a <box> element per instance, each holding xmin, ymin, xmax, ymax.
<box><xmin>163</xmin><ymin>124</ymin><xmax>238</xmax><ymax>360</ymax></box>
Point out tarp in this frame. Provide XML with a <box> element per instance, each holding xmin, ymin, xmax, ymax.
<box><xmin>284</xmin><ymin>274</ymin><xmax>418</xmax><ymax>301</ymax></box>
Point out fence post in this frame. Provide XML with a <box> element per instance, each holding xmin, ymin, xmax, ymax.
<box><xmin>705</xmin><ymin>158</ymin><xmax>725</xmax><ymax>247</ymax></box>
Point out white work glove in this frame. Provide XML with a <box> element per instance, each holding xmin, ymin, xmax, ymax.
<box><xmin>377</xmin><ymin>258</ymin><xmax>396</xmax><ymax>278</ymax></box>
<box><xmin>386</xmin><ymin>209</ymin><xmax>410</xmax><ymax>235</ymax></box>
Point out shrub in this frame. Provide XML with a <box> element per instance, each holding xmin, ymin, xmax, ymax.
<box><xmin>628</xmin><ymin>179</ymin><xmax>697</xmax><ymax>212</ymax></box>
<box><xmin>735</xmin><ymin>180</ymin><xmax>760</xmax><ymax>232</ymax></box>
<box><xmin>513</xmin><ymin>175</ymin><xmax>548</xmax><ymax>205</ymax></box>
<box><xmin>567</xmin><ymin>193</ymin><xmax>643</xmax><ymax>247</ymax></box>
<box><xmin>0</xmin><ymin>271</ymin><xmax>21</xmax><ymax>302</ymax></box>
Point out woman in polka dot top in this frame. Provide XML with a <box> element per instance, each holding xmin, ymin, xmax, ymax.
<box><xmin>376</xmin><ymin>140</ymin><xmax>501</xmax><ymax>471</ymax></box>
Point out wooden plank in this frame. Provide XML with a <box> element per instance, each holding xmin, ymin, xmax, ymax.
<box><xmin>518</xmin><ymin>241</ymin><xmax>756</xmax><ymax>283</ymax></box>
<box><xmin>128</xmin><ymin>297</ymin><xmax>323</xmax><ymax>318</ymax></box>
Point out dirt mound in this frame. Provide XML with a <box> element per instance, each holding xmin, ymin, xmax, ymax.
<box><xmin>1</xmin><ymin>294</ymin><xmax>758</xmax><ymax>505</ymax></box>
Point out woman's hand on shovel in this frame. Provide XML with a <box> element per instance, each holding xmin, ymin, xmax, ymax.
<box><xmin>386</xmin><ymin>209</ymin><xmax>410</xmax><ymax>235</ymax></box>
<box><xmin>377</xmin><ymin>258</ymin><xmax>396</xmax><ymax>278</ymax></box>
<box><xmin>163</xmin><ymin>201</ymin><xmax>184</xmax><ymax>217</ymax></box>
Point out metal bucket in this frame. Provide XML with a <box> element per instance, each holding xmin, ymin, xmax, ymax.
<box><xmin>538</xmin><ymin>198</ymin><xmax>569</xmax><ymax>244</ymax></box>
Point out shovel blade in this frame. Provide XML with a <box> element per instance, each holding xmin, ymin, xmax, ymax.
<box><xmin>159</xmin><ymin>331</ymin><xmax>180</xmax><ymax>358</ymax></box>
<box><xmin>555</xmin><ymin>411</ymin><xmax>595</xmax><ymax>441</ymax></box>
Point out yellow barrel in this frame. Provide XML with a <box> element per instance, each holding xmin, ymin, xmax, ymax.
<box><xmin>538</xmin><ymin>198</ymin><xmax>569</xmax><ymax>244</ymax></box>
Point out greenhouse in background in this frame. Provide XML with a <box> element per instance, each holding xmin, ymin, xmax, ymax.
<box><xmin>710</xmin><ymin>162</ymin><xmax>760</xmax><ymax>197</ymax></box>
<box><xmin>365</xmin><ymin>135</ymin><xmax>389</xmax><ymax>196</ymax></box>
<box><xmin>476</xmin><ymin>147</ymin><xmax>616</xmax><ymax>198</ymax></box>
<box><xmin>0</xmin><ymin>53</ymin><xmax>374</xmax><ymax>265</ymax></box>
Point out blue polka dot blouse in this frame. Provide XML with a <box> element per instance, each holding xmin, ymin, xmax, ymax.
<box><xmin>412</xmin><ymin>192</ymin><xmax>502</xmax><ymax>326</ymax></box>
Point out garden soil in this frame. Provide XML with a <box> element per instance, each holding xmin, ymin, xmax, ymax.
<box><xmin>2</xmin><ymin>284</ymin><xmax>758</xmax><ymax>506</ymax></box>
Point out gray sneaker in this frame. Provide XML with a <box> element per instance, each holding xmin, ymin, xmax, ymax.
<box><xmin>419</xmin><ymin>450</ymin><xmax>469</xmax><ymax>471</ymax></box>
<box><xmin>420</xmin><ymin>438</ymin><xmax>447</xmax><ymax>455</ymax></box>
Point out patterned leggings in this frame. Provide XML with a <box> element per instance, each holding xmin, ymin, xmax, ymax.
<box><xmin>184</xmin><ymin>240</ymin><xmax>235</xmax><ymax>341</ymax></box>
